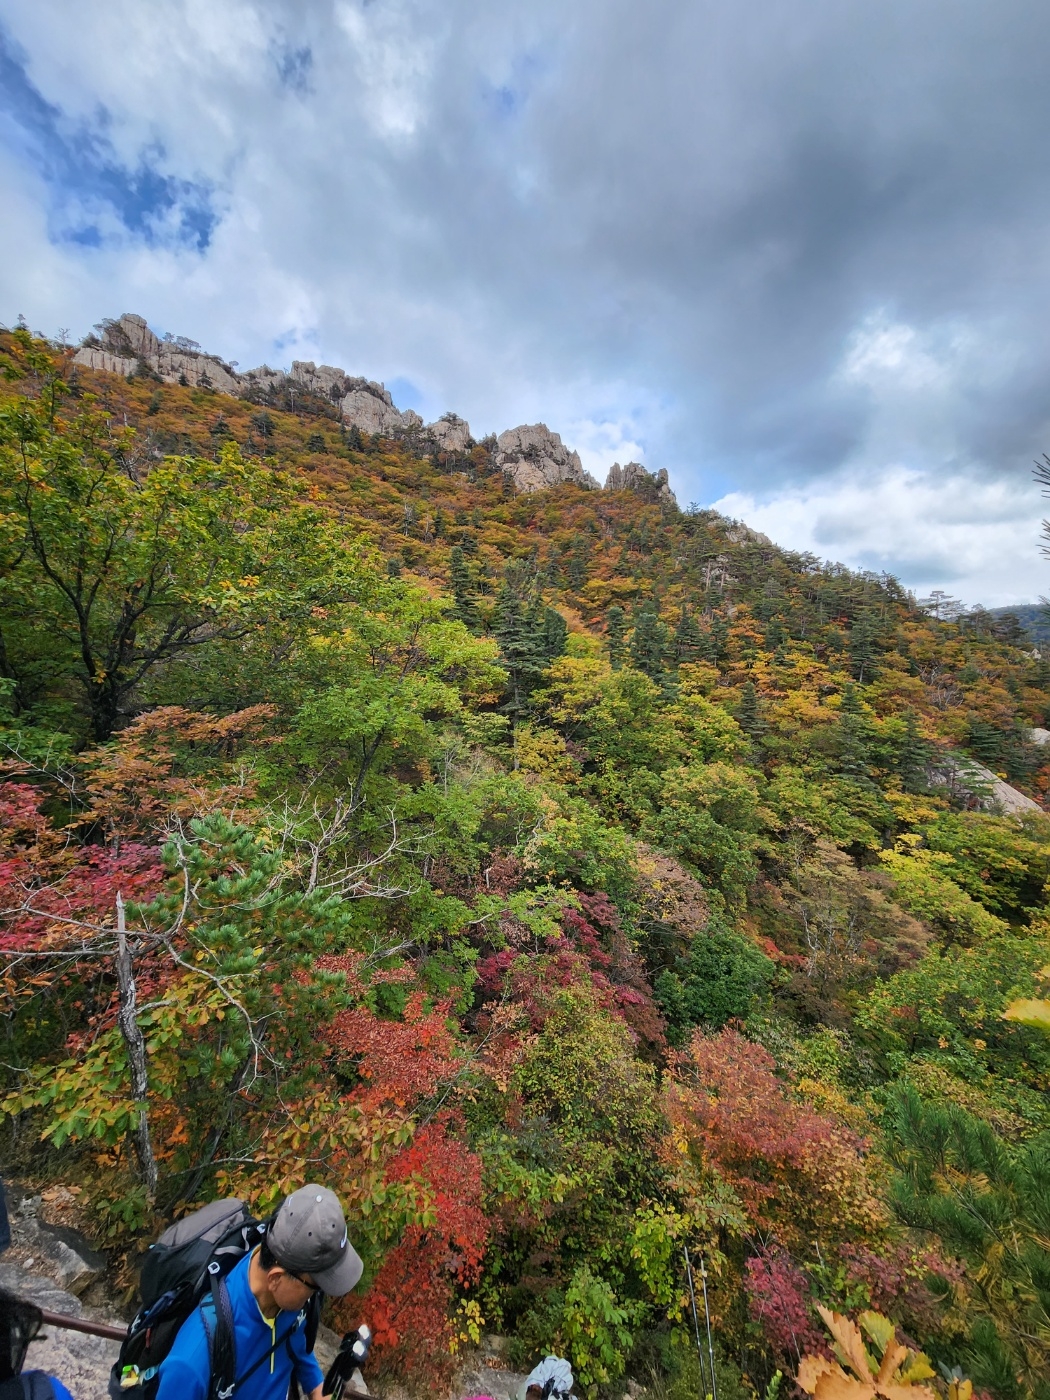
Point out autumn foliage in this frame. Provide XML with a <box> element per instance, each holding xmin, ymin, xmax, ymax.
<box><xmin>3</xmin><ymin>329</ymin><xmax>1050</xmax><ymax>1397</ymax></box>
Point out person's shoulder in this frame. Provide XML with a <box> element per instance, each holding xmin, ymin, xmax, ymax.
<box><xmin>225</xmin><ymin>1248</ymin><xmax>255</xmax><ymax>1296</ymax></box>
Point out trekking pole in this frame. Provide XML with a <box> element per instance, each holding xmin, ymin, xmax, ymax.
<box><xmin>698</xmin><ymin>1255</ymin><xmax>718</xmax><ymax>1400</ymax></box>
<box><xmin>323</xmin><ymin>1323</ymin><xmax>372</xmax><ymax>1400</ymax></box>
<box><xmin>36</xmin><ymin>1307</ymin><xmax>128</xmax><ymax>1342</ymax></box>
<box><xmin>683</xmin><ymin>1246</ymin><xmax>711</xmax><ymax>1400</ymax></box>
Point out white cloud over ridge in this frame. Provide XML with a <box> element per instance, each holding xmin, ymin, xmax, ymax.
<box><xmin>713</xmin><ymin>467</ymin><xmax>1045</xmax><ymax>610</ymax></box>
<box><xmin>2</xmin><ymin>0</ymin><xmax>1050</xmax><ymax>604</ymax></box>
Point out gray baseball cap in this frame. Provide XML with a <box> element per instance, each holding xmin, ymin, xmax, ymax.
<box><xmin>268</xmin><ymin>1184</ymin><xmax>363</xmax><ymax>1297</ymax></box>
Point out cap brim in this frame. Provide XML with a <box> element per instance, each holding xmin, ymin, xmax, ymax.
<box><xmin>314</xmin><ymin>1240</ymin><xmax>364</xmax><ymax>1297</ymax></box>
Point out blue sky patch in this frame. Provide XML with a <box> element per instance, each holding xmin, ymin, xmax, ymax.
<box><xmin>387</xmin><ymin>376</ymin><xmax>424</xmax><ymax>413</ymax></box>
<box><xmin>273</xmin><ymin>42</ymin><xmax>313</xmax><ymax>95</ymax></box>
<box><xmin>0</xmin><ymin>24</ymin><xmax>218</xmax><ymax>251</ymax></box>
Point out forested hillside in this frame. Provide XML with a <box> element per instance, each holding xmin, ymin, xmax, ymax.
<box><xmin>3</xmin><ymin>327</ymin><xmax>1050</xmax><ymax>1400</ymax></box>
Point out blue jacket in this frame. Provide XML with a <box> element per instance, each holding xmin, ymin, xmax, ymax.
<box><xmin>155</xmin><ymin>1253</ymin><xmax>323</xmax><ymax>1400</ymax></box>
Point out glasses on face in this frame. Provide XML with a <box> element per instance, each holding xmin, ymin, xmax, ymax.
<box><xmin>278</xmin><ymin>1268</ymin><xmax>318</xmax><ymax>1296</ymax></box>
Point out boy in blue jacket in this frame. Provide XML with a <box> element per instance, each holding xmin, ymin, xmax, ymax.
<box><xmin>156</xmin><ymin>1185</ymin><xmax>363</xmax><ymax>1400</ymax></box>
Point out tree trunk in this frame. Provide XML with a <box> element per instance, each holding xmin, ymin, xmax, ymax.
<box><xmin>114</xmin><ymin>892</ymin><xmax>158</xmax><ymax>1200</ymax></box>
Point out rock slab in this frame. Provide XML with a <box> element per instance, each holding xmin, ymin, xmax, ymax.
<box><xmin>604</xmin><ymin>461</ymin><xmax>676</xmax><ymax>505</ymax></box>
<box><xmin>0</xmin><ymin>1261</ymin><xmax>122</xmax><ymax>1400</ymax></box>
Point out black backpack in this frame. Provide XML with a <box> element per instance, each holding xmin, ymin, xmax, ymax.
<box><xmin>109</xmin><ymin>1198</ymin><xmax>320</xmax><ymax>1400</ymax></box>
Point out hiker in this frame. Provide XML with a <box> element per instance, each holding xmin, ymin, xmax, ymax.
<box><xmin>155</xmin><ymin>1185</ymin><xmax>363</xmax><ymax>1400</ymax></box>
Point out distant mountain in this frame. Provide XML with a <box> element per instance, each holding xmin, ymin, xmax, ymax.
<box><xmin>989</xmin><ymin>602</ymin><xmax>1050</xmax><ymax>646</ymax></box>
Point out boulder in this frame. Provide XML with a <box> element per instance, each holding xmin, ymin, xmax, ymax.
<box><xmin>724</xmin><ymin>521</ymin><xmax>772</xmax><ymax>546</ymax></box>
<box><xmin>21</xmin><ymin>1222</ymin><xmax>107</xmax><ymax>1296</ymax></box>
<box><xmin>934</xmin><ymin>754</ymin><xmax>1044</xmax><ymax>816</ymax></box>
<box><xmin>495</xmin><ymin>424</ymin><xmax>598</xmax><ymax>493</ymax></box>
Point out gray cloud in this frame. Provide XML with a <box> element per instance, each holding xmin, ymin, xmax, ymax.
<box><xmin>2</xmin><ymin>0</ymin><xmax>1049</xmax><ymax>602</ymax></box>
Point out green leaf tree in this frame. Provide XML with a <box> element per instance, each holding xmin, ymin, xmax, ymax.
<box><xmin>0</xmin><ymin>382</ymin><xmax>371</xmax><ymax>739</ymax></box>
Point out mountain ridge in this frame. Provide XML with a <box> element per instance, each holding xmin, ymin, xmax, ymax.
<box><xmin>75</xmin><ymin>312</ymin><xmax>675</xmax><ymax>503</ymax></box>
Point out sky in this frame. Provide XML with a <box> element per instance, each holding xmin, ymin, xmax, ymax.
<box><xmin>2</xmin><ymin>1</ymin><xmax>1049</xmax><ymax>607</ymax></box>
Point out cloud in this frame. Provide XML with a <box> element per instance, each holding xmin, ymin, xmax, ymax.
<box><xmin>2</xmin><ymin>0</ymin><xmax>1050</xmax><ymax>600</ymax></box>
<box><xmin>0</xmin><ymin>26</ymin><xmax>217</xmax><ymax>250</ymax></box>
<box><xmin>712</xmin><ymin>467</ymin><xmax>1046</xmax><ymax>609</ymax></box>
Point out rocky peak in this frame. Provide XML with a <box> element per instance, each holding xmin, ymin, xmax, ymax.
<box><xmin>77</xmin><ymin>312</ymin><xmax>240</xmax><ymax>393</ymax></box>
<box><xmin>430</xmin><ymin>413</ymin><xmax>473</xmax><ymax>453</ymax></box>
<box><xmin>604</xmin><ymin>461</ymin><xmax>676</xmax><ymax>506</ymax></box>
<box><xmin>71</xmin><ymin>315</ymin><xmax>676</xmax><ymax>504</ymax></box>
<box><xmin>495</xmin><ymin>423</ymin><xmax>599</xmax><ymax>493</ymax></box>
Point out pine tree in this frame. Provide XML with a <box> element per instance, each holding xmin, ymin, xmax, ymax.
<box><xmin>674</xmin><ymin>606</ymin><xmax>705</xmax><ymax>664</ymax></box>
<box><xmin>541</xmin><ymin>605</ymin><xmax>568</xmax><ymax>662</ymax></box>
<box><xmin>567</xmin><ymin>536</ymin><xmax>590</xmax><ymax>590</ymax></box>
<box><xmin>836</xmin><ymin>682</ymin><xmax>872</xmax><ymax>781</ymax></box>
<box><xmin>630</xmin><ymin>603</ymin><xmax>669</xmax><ymax>681</ymax></box>
<box><xmin>491</xmin><ymin>566</ymin><xmax>567</xmax><ymax>715</ymax></box>
<box><xmin>737</xmin><ymin>679</ymin><xmax>767</xmax><ymax>739</ymax></box>
<box><xmin>896</xmin><ymin>709</ymin><xmax>931</xmax><ymax>792</ymax></box>
<box><xmin>606</xmin><ymin>605</ymin><xmax>628</xmax><ymax>669</ymax></box>
<box><xmin>849</xmin><ymin>610</ymin><xmax>881</xmax><ymax>683</ymax></box>
<box><xmin>885</xmin><ymin>1087</ymin><xmax>1050</xmax><ymax>1400</ymax></box>
<box><xmin>763</xmin><ymin>616</ymin><xmax>786</xmax><ymax>653</ymax></box>
<box><xmin>448</xmin><ymin>547</ymin><xmax>481</xmax><ymax>631</ymax></box>
<box><xmin>709</xmin><ymin>613</ymin><xmax>730</xmax><ymax>663</ymax></box>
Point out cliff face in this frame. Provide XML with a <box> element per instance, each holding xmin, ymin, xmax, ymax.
<box><xmin>495</xmin><ymin>423</ymin><xmax>600</xmax><ymax>493</ymax></box>
<box><xmin>74</xmin><ymin>314</ymin><xmax>675</xmax><ymax>501</ymax></box>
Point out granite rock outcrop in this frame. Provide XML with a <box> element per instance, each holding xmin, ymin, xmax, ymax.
<box><xmin>604</xmin><ymin>461</ymin><xmax>677</xmax><ymax>505</ymax></box>
<box><xmin>339</xmin><ymin>377</ymin><xmax>422</xmax><ymax>435</ymax></box>
<box><xmin>75</xmin><ymin>313</ymin><xmax>241</xmax><ymax>393</ymax></box>
<box><xmin>429</xmin><ymin>413</ymin><xmax>473</xmax><ymax>453</ymax></box>
<box><xmin>72</xmin><ymin>314</ymin><xmax>678</xmax><ymax>504</ymax></box>
<box><xmin>76</xmin><ymin>315</ymin><xmax>425</xmax><ymax>435</ymax></box>
<box><xmin>495</xmin><ymin>423</ymin><xmax>599</xmax><ymax>493</ymax></box>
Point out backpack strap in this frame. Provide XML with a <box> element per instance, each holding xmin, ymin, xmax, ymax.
<box><xmin>200</xmin><ymin>1275</ymin><xmax>306</xmax><ymax>1400</ymax></box>
<box><xmin>227</xmin><ymin>1316</ymin><xmax>303</xmax><ymax>1394</ymax></box>
<box><xmin>203</xmin><ymin>1263</ymin><xmax>238</xmax><ymax>1400</ymax></box>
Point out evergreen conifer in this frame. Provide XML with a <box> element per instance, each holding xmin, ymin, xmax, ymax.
<box><xmin>674</xmin><ymin>606</ymin><xmax>705</xmax><ymax>663</ymax></box>
<box><xmin>629</xmin><ymin>603</ymin><xmax>669</xmax><ymax>681</ymax></box>
<box><xmin>606</xmin><ymin>605</ymin><xmax>627</xmax><ymax>669</ymax></box>
<box><xmin>449</xmin><ymin>547</ymin><xmax>481</xmax><ymax>630</ymax></box>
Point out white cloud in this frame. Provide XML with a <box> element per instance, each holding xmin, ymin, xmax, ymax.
<box><xmin>712</xmin><ymin>465</ymin><xmax>1047</xmax><ymax>608</ymax></box>
<box><xmin>4</xmin><ymin>1</ymin><xmax>1050</xmax><ymax>605</ymax></box>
